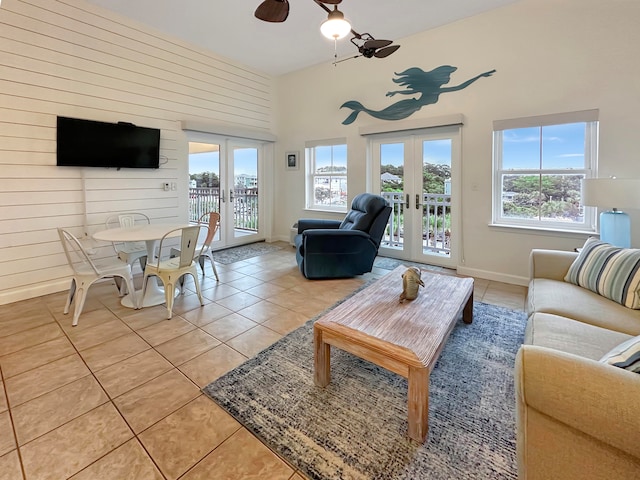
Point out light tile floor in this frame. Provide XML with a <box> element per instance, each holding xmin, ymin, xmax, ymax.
<box><xmin>0</xmin><ymin>242</ymin><xmax>527</xmax><ymax>480</ymax></box>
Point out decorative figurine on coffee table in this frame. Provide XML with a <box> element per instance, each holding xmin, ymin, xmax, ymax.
<box><xmin>399</xmin><ymin>267</ymin><xmax>425</xmax><ymax>303</ymax></box>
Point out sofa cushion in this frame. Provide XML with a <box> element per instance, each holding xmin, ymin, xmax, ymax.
<box><xmin>527</xmin><ymin>278</ymin><xmax>640</xmax><ymax>336</ymax></box>
<box><xmin>564</xmin><ymin>237</ymin><xmax>640</xmax><ymax>309</ymax></box>
<box><xmin>600</xmin><ymin>335</ymin><xmax>640</xmax><ymax>373</ymax></box>
<box><xmin>525</xmin><ymin>313</ymin><xmax>633</xmax><ymax>360</ymax></box>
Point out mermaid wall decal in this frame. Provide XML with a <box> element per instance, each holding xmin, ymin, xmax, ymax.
<box><xmin>340</xmin><ymin>65</ymin><xmax>496</xmax><ymax>125</ymax></box>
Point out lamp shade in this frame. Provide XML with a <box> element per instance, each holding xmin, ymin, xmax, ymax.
<box><xmin>582</xmin><ymin>178</ymin><xmax>640</xmax><ymax>210</ymax></box>
<box><xmin>320</xmin><ymin>8</ymin><xmax>351</xmax><ymax>39</ymax></box>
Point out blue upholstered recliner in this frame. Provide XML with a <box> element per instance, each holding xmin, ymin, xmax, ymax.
<box><xmin>294</xmin><ymin>193</ymin><xmax>392</xmax><ymax>279</ymax></box>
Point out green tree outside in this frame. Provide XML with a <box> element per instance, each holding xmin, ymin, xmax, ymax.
<box><xmin>190</xmin><ymin>171</ymin><xmax>220</xmax><ymax>187</ymax></box>
<box><xmin>502</xmin><ymin>174</ymin><xmax>582</xmax><ymax>220</ymax></box>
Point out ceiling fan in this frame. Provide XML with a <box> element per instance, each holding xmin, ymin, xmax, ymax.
<box><xmin>254</xmin><ymin>0</ymin><xmax>400</xmax><ymax>62</ymax></box>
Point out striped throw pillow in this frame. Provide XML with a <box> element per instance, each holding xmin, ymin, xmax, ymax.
<box><xmin>564</xmin><ymin>237</ymin><xmax>640</xmax><ymax>309</ymax></box>
<box><xmin>599</xmin><ymin>335</ymin><xmax>640</xmax><ymax>373</ymax></box>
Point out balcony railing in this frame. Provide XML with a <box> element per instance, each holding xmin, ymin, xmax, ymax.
<box><xmin>189</xmin><ymin>187</ymin><xmax>258</xmax><ymax>232</ymax></box>
<box><xmin>381</xmin><ymin>191</ymin><xmax>452</xmax><ymax>255</ymax></box>
<box><xmin>189</xmin><ymin>188</ymin><xmax>448</xmax><ymax>251</ymax></box>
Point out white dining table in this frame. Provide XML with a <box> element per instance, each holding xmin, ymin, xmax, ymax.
<box><xmin>93</xmin><ymin>223</ymin><xmax>190</xmax><ymax>308</ymax></box>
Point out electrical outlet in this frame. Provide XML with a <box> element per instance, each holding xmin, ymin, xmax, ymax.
<box><xmin>163</xmin><ymin>182</ymin><xmax>170</xmax><ymax>191</ymax></box>
<box><xmin>171</xmin><ymin>182</ymin><xmax>177</xmax><ymax>191</ymax></box>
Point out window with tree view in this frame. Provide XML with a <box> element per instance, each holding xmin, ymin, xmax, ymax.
<box><xmin>493</xmin><ymin>113</ymin><xmax>598</xmax><ymax>232</ymax></box>
<box><xmin>306</xmin><ymin>141</ymin><xmax>347</xmax><ymax>211</ymax></box>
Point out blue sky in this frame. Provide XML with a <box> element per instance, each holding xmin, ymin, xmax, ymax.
<box><xmin>189</xmin><ymin>148</ymin><xmax>257</xmax><ymax>175</ymax></box>
<box><xmin>314</xmin><ymin>144</ymin><xmax>347</xmax><ymax>171</ymax></box>
<box><xmin>502</xmin><ymin>123</ymin><xmax>585</xmax><ymax>169</ymax></box>
<box><xmin>187</xmin><ymin>125</ymin><xmax>583</xmax><ymax>175</ymax></box>
<box><xmin>380</xmin><ymin>139</ymin><xmax>452</xmax><ymax>167</ymax></box>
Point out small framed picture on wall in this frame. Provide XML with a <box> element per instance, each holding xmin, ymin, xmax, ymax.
<box><xmin>286</xmin><ymin>151</ymin><xmax>299</xmax><ymax>170</ymax></box>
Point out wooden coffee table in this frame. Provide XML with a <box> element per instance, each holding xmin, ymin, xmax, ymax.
<box><xmin>313</xmin><ymin>265</ymin><xmax>474</xmax><ymax>442</ymax></box>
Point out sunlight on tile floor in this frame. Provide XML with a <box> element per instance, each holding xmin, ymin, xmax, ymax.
<box><xmin>0</xmin><ymin>242</ymin><xmax>527</xmax><ymax>480</ymax></box>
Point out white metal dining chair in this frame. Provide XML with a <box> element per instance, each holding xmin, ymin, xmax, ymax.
<box><xmin>104</xmin><ymin>212</ymin><xmax>150</xmax><ymax>271</ymax></box>
<box><xmin>58</xmin><ymin>228</ymin><xmax>138</xmax><ymax>326</ymax></box>
<box><xmin>170</xmin><ymin>212</ymin><xmax>220</xmax><ymax>281</ymax></box>
<box><xmin>142</xmin><ymin>225</ymin><xmax>208</xmax><ymax>319</ymax></box>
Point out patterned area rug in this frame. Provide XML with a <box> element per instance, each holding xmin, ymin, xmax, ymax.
<box><xmin>212</xmin><ymin>242</ymin><xmax>283</xmax><ymax>264</ymax></box>
<box><xmin>203</xmin><ymin>298</ymin><xmax>525</xmax><ymax>480</ymax></box>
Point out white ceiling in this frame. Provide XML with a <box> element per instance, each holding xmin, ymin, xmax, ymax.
<box><xmin>85</xmin><ymin>0</ymin><xmax>520</xmax><ymax>76</ymax></box>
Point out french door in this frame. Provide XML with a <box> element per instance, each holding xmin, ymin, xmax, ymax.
<box><xmin>188</xmin><ymin>135</ymin><xmax>264</xmax><ymax>249</ymax></box>
<box><xmin>370</xmin><ymin>126</ymin><xmax>460</xmax><ymax>268</ymax></box>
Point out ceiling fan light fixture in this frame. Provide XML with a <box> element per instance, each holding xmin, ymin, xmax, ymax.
<box><xmin>320</xmin><ymin>7</ymin><xmax>351</xmax><ymax>40</ymax></box>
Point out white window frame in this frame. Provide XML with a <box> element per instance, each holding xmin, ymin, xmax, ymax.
<box><xmin>305</xmin><ymin>138</ymin><xmax>348</xmax><ymax>213</ymax></box>
<box><xmin>492</xmin><ymin>110</ymin><xmax>599</xmax><ymax>233</ymax></box>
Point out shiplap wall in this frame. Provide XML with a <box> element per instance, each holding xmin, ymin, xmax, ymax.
<box><xmin>0</xmin><ymin>0</ymin><xmax>274</xmax><ymax>304</ymax></box>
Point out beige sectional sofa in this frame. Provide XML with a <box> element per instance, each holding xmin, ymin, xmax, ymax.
<box><xmin>516</xmin><ymin>249</ymin><xmax>640</xmax><ymax>479</ymax></box>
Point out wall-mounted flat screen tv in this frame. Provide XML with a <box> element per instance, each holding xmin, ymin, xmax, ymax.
<box><xmin>56</xmin><ymin>116</ymin><xmax>160</xmax><ymax>169</ymax></box>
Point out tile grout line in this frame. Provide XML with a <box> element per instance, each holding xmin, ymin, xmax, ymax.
<box><xmin>49</xmin><ymin>251</ymin><xmax>293</xmax><ymax>479</ymax></box>
<box><xmin>0</xmin><ymin>362</ymin><xmax>29</xmax><ymax>480</ymax></box>
<box><xmin>7</xmin><ymin>297</ymin><xmax>162</xmax><ymax>476</ymax></box>
<box><xmin>1</xmin><ymin>247</ymin><xmax>526</xmax><ymax>480</ymax></box>
<box><xmin>46</xmin><ymin>306</ymin><xmax>193</xmax><ymax>479</ymax></box>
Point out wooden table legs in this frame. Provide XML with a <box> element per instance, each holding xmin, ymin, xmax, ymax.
<box><xmin>311</xmin><ymin>269</ymin><xmax>473</xmax><ymax>445</ymax></box>
<box><xmin>314</xmin><ymin>326</ymin><xmax>331</xmax><ymax>387</ymax></box>
<box><xmin>463</xmin><ymin>290</ymin><xmax>474</xmax><ymax>324</ymax></box>
<box><xmin>407</xmin><ymin>366</ymin><xmax>429</xmax><ymax>442</ymax></box>
<box><xmin>314</xmin><ymin>324</ymin><xmax>430</xmax><ymax>443</ymax></box>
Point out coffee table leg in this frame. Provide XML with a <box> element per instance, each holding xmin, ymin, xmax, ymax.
<box><xmin>407</xmin><ymin>366</ymin><xmax>429</xmax><ymax>442</ymax></box>
<box><xmin>314</xmin><ymin>325</ymin><xmax>331</xmax><ymax>387</ymax></box>
<box><xmin>463</xmin><ymin>290</ymin><xmax>473</xmax><ymax>324</ymax></box>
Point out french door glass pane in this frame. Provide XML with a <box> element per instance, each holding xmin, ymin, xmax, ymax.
<box><xmin>422</xmin><ymin>140</ymin><xmax>451</xmax><ymax>256</ymax></box>
<box><xmin>233</xmin><ymin>148</ymin><xmax>258</xmax><ymax>238</ymax></box>
<box><xmin>380</xmin><ymin>143</ymin><xmax>405</xmax><ymax>249</ymax></box>
<box><xmin>188</xmin><ymin>142</ymin><xmax>221</xmax><ymax>241</ymax></box>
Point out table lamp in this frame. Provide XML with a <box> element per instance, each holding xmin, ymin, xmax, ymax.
<box><xmin>582</xmin><ymin>178</ymin><xmax>640</xmax><ymax>248</ymax></box>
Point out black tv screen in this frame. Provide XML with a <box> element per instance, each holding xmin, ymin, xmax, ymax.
<box><xmin>56</xmin><ymin>116</ymin><xmax>160</xmax><ymax>169</ymax></box>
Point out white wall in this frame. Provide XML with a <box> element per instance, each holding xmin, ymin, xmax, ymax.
<box><xmin>273</xmin><ymin>0</ymin><xmax>640</xmax><ymax>285</ymax></box>
<box><xmin>2</xmin><ymin>0</ymin><xmax>639</xmax><ymax>304</ymax></box>
<box><xmin>0</xmin><ymin>0</ymin><xmax>274</xmax><ymax>304</ymax></box>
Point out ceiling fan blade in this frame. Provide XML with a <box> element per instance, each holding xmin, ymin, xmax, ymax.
<box><xmin>254</xmin><ymin>0</ymin><xmax>289</xmax><ymax>22</ymax></box>
<box><xmin>363</xmin><ymin>39</ymin><xmax>392</xmax><ymax>49</ymax></box>
<box><xmin>374</xmin><ymin>45</ymin><xmax>400</xmax><ymax>58</ymax></box>
<box><xmin>316</xmin><ymin>0</ymin><xmax>342</xmax><ymax>4</ymax></box>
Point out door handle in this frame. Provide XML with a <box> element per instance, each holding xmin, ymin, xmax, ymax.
<box><xmin>221</xmin><ymin>189</ymin><xmax>226</xmax><ymax>203</ymax></box>
<box><xmin>229</xmin><ymin>189</ymin><xmax>235</xmax><ymax>202</ymax></box>
<box><xmin>405</xmin><ymin>194</ymin><xmax>410</xmax><ymax>209</ymax></box>
<box><xmin>416</xmin><ymin>194</ymin><xmax>421</xmax><ymax>210</ymax></box>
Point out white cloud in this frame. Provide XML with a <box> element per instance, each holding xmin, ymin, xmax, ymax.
<box><xmin>503</xmin><ymin>134</ymin><xmax>538</xmax><ymax>143</ymax></box>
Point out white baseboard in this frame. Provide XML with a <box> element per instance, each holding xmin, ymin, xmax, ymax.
<box><xmin>273</xmin><ymin>234</ymin><xmax>292</xmax><ymax>244</ymax></box>
<box><xmin>456</xmin><ymin>266</ymin><xmax>528</xmax><ymax>287</ymax></box>
<box><xmin>0</xmin><ymin>279</ymin><xmax>70</xmax><ymax>306</ymax></box>
<box><xmin>0</xmin><ymin>253</ymin><xmax>526</xmax><ymax>307</ymax></box>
